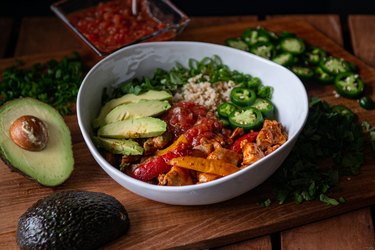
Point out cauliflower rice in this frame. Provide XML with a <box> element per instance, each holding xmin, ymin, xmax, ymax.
<box><xmin>173</xmin><ymin>74</ymin><xmax>236</xmax><ymax>112</ymax></box>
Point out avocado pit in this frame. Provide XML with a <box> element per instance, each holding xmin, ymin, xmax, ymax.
<box><xmin>9</xmin><ymin>115</ymin><xmax>49</xmax><ymax>151</ymax></box>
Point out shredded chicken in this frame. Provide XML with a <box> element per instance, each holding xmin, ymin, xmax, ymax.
<box><xmin>197</xmin><ymin>172</ymin><xmax>221</xmax><ymax>183</ymax></box>
<box><xmin>207</xmin><ymin>147</ymin><xmax>242</xmax><ymax>166</ymax></box>
<box><xmin>229</xmin><ymin>127</ymin><xmax>244</xmax><ymax>140</ymax></box>
<box><xmin>192</xmin><ymin>137</ymin><xmax>222</xmax><ymax>157</ymax></box>
<box><xmin>143</xmin><ymin>133</ymin><xmax>172</xmax><ymax>155</ymax></box>
<box><xmin>256</xmin><ymin>120</ymin><xmax>287</xmax><ymax>152</ymax></box>
<box><xmin>241</xmin><ymin>120</ymin><xmax>287</xmax><ymax>167</ymax></box>
<box><xmin>241</xmin><ymin>142</ymin><xmax>265</xmax><ymax>166</ymax></box>
<box><xmin>158</xmin><ymin>166</ymin><xmax>194</xmax><ymax>186</ymax></box>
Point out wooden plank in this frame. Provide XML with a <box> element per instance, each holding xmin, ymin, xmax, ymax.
<box><xmin>266</xmin><ymin>15</ymin><xmax>343</xmax><ymax>46</ymax></box>
<box><xmin>281</xmin><ymin>208</ymin><xmax>375</xmax><ymax>250</ymax></box>
<box><xmin>13</xmin><ymin>16</ymin><xmax>258</xmax><ymax>56</ymax></box>
<box><xmin>0</xmin><ymin>18</ymin><xmax>13</xmax><ymax>58</ymax></box>
<box><xmin>15</xmin><ymin>17</ymin><xmax>85</xmax><ymax>56</ymax></box>
<box><xmin>188</xmin><ymin>16</ymin><xmax>258</xmax><ymax>28</ymax></box>
<box><xmin>348</xmin><ymin>15</ymin><xmax>375</xmax><ymax>67</ymax></box>
<box><xmin>1</xmin><ymin>19</ymin><xmax>375</xmax><ymax>249</ymax></box>
<box><xmin>214</xmin><ymin>235</ymin><xmax>272</xmax><ymax>250</ymax></box>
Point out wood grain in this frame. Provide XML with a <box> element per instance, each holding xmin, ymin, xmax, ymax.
<box><xmin>13</xmin><ymin>16</ymin><xmax>259</xmax><ymax>58</ymax></box>
<box><xmin>214</xmin><ymin>235</ymin><xmax>272</xmax><ymax>250</ymax></box>
<box><xmin>188</xmin><ymin>16</ymin><xmax>258</xmax><ymax>28</ymax></box>
<box><xmin>15</xmin><ymin>17</ymin><xmax>86</xmax><ymax>57</ymax></box>
<box><xmin>349</xmin><ymin>15</ymin><xmax>375</xmax><ymax>67</ymax></box>
<box><xmin>281</xmin><ymin>208</ymin><xmax>375</xmax><ymax>250</ymax></box>
<box><xmin>266</xmin><ymin>15</ymin><xmax>343</xmax><ymax>46</ymax></box>
<box><xmin>1</xmin><ymin>19</ymin><xmax>375</xmax><ymax>249</ymax></box>
<box><xmin>0</xmin><ymin>18</ymin><xmax>13</xmax><ymax>58</ymax></box>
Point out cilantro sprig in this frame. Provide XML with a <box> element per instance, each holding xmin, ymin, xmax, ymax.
<box><xmin>0</xmin><ymin>52</ymin><xmax>84</xmax><ymax>115</ymax></box>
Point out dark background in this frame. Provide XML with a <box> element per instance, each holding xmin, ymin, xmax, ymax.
<box><xmin>1</xmin><ymin>0</ymin><xmax>375</xmax><ymax>17</ymax></box>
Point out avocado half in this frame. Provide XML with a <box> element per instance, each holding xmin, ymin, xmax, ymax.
<box><xmin>0</xmin><ymin>98</ymin><xmax>74</xmax><ymax>186</ymax></box>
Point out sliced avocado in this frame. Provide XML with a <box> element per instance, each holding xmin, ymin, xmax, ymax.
<box><xmin>102</xmin><ymin>100</ymin><xmax>171</xmax><ymax>126</ymax></box>
<box><xmin>0</xmin><ymin>98</ymin><xmax>73</xmax><ymax>186</ymax></box>
<box><xmin>98</xmin><ymin>117</ymin><xmax>166</xmax><ymax>139</ymax></box>
<box><xmin>93</xmin><ymin>136</ymin><xmax>143</xmax><ymax>155</ymax></box>
<box><xmin>93</xmin><ymin>90</ymin><xmax>172</xmax><ymax>128</ymax></box>
<box><xmin>16</xmin><ymin>191</ymin><xmax>130</xmax><ymax>249</ymax></box>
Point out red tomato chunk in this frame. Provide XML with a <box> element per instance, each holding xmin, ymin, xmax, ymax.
<box><xmin>69</xmin><ymin>0</ymin><xmax>167</xmax><ymax>53</ymax></box>
<box><xmin>162</xmin><ymin>102</ymin><xmax>223</xmax><ymax>146</ymax></box>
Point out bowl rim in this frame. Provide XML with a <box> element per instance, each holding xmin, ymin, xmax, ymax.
<box><xmin>77</xmin><ymin>41</ymin><xmax>309</xmax><ymax>192</ymax></box>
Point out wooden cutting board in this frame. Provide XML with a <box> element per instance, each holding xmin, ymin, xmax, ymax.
<box><xmin>0</xmin><ymin>19</ymin><xmax>374</xmax><ymax>250</ymax></box>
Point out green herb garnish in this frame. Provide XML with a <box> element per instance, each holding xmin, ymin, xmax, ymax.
<box><xmin>0</xmin><ymin>52</ymin><xmax>84</xmax><ymax>115</ymax></box>
<box><xmin>269</xmin><ymin>97</ymin><xmax>367</xmax><ymax>205</ymax></box>
<box><xmin>110</xmin><ymin>55</ymin><xmax>271</xmax><ymax>100</ymax></box>
<box><xmin>361</xmin><ymin>120</ymin><xmax>375</xmax><ymax>153</ymax></box>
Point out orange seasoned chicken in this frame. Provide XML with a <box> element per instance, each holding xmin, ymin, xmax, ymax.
<box><xmin>256</xmin><ymin>120</ymin><xmax>287</xmax><ymax>152</ymax></box>
<box><xmin>158</xmin><ymin>166</ymin><xmax>194</xmax><ymax>186</ymax></box>
<box><xmin>241</xmin><ymin>142</ymin><xmax>265</xmax><ymax>167</ymax></box>
<box><xmin>143</xmin><ymin>133</ymin><xmax>172</xmax><ymax>155</ymax></box>
<box><xmin>207</xmin><ymin>147</ymin><xmax>242</xmax><ymax>166</ymax></box>
<box><xmin>197</xmin><ymin>172</ymin><xmax>221</xmax><ymax>183</ymax></box>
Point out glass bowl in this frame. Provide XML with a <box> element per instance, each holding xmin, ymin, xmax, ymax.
<box><xmin>51</xmin><ymin>0</ymin><xmax>190</xmax><ymax>56</ymax></box>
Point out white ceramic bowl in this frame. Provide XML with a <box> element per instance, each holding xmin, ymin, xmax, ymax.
<box><xmin>77</xmin><ymin>41</ymin><xmax>308</xmax><ymax>205</ymax></box>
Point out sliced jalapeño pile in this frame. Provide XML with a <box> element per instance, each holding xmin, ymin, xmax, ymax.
<box><xmin>225</xmin><ymin>26</ymin><xmax>374</xmax><ymax>110</ymax></box>
<box><xmin>218</xmin><ymin>77</ymin><xmax>275</xmax><ymax>131</ymax></box>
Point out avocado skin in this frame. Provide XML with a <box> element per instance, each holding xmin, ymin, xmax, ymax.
<box><xmin>16</xmin><ymin>191</ymin><xmax>130</xmax><ymax>250</ymax></box>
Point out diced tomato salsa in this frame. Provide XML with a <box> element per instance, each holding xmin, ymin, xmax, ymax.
<box><xmin>162</xmin><ymin>102</ymin><xmax>223</xmax><ymax>146</ymax></box>
<box><xmin>68</xmin><ymin>0</ymin><xmax>168</xmax><ymax>53</ymax></box>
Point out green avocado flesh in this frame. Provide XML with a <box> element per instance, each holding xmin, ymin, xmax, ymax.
<box><xmin>93</xmin><ymin>137</ymin><xmax>144</xmax><ymax>155</ymax></box>
<box><xmin>0</xmin><ymin>98</ymin><xmax>74</xmax><ymax>186</ymax></box>
<box><xmin>103</xmin><ymin>100</ymin><xmax>171</xmax><ymax>126</ymax></box>
<box><xmin>16</xmin><ymin>191</ymin><xmax>130</xmax><ymax>250</ymax></box>
<box><xmin>98</xmin><ymin>117</ymin><xmax>167</xmax><ymax>139</ymax></box>
<box><xmin>93</xmin><ymin>90</ymin><xmax>172</xmax><ymax>128</ymax></box>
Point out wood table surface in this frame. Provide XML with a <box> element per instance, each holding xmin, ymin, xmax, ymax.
<box><xmin>0</xmin><ymin>14</ymin><xmax>374</xmax><ymax>249</ymax></box>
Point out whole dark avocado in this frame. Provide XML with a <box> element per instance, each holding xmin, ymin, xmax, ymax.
<box><xmin>16</xmin><ymin>191</ymin><xmax>130</xmax><ymax>250</ymax></box>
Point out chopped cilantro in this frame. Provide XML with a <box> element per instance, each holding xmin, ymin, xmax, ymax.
<box><xmin>0</xmin><ymin>52</ymin><xmax>84</xmax><ymax>115</ymax></box>
<box><xmin>257</xmin><ymin>198</ymin><xmax>272</xmax><ymax>207</ymax></box>
<box><xmin>267</xmin><ymin>97</ymin><xmax>370</xmax><ymax>205</ymax></box>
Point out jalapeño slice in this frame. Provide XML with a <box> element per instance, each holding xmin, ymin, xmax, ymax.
<box><xmin>225</xmin><ymin>38</ymin><xmax>249</xmax><ymax>51</ymax></box>
<box><xmin>250</xmin><ymin>42</ymin><xmax>275</xmax><ymax>59</ymax></box>
<box><xmin>320</xmin><ymin>57</ymin><xmax>352</xmax><ymax>75</ymax></box>
<box><xmin>334</xmin><ymin>72</ymin><xmax>365</xmax><ymax>99</ymax></box>
<box><xmin>280</xmin><ymin>37</ymin><xmax>306</xmax><ymax>55</ymax></box>
<box><xmin>272</xmin><ymin>52</ymin><xmax>294</xmax><ymax>66</ymax></box>
<box><xmin>314</xmin><ymin>66</ymin><xmax>334</xmax><ymax>84</ymax></box>
<box><xmin>230</xmin><ymin>87</ymin><xmax>256</xmax><ymax>106</ymax></box>
<box><xmin>228</xmin><ymin>107</ymin><xmax>264</xmax><ymax>131</ymax></box>
<box><xmin>218</xmin><ymin>102</ymin><xmax>239</xmax><ymax>118</ymax></box>
<box><xmin>305</xmin><ymin>47</ymin><xmax>327</xmax><ymax>65</ymax></box>
<box><xmin>291</xmin><ymin>66</ymin><xmax>314</xmax><ymax>79</ymax></box>
<box><xmin>251</xmin><ymin>98</ymin><xmax>275</xmax><ymax>119</ymax></box>
<box><xmin>241</xmin><ymin>27</ymin><xmax>271</xmax><ymax>46</ymax></box>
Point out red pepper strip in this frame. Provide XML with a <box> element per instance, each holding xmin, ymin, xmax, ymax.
<box><xmin>132</xmin><ymin>156</ymin><xmax>168</xmax><ymax>181</ymax></box>
<box><xmin>132</xmin><ymin>143</ymin><xmax>190</xmax><ymax>181</ymax></box>
<box><xmin>230</xmin><ymin>131</ymin><xmax>259</xmax><ymax>153</ymax></box>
